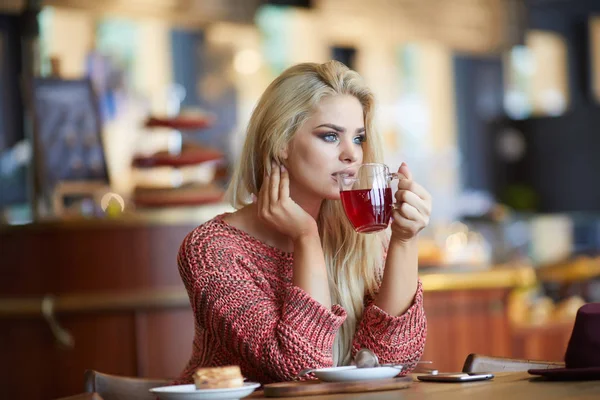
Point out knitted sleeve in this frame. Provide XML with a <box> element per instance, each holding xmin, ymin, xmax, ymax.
<box><xmin>178</xmin><ymin>229</ymin><xmax>347</xmax><ymax>382</ymax></box>
<box><xmin>351</xmin><ymin>280</ymin><xmax>427</xmax><ymax>373</ymax></box>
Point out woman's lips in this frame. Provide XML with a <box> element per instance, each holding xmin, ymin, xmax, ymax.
<box><xmin>333</xmin><ymin>169</ymin><xmax>357</xmax><ymax>178</ymax></box>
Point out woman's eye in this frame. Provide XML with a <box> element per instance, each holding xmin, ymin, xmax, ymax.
<box><xmin>354</xmin><ymin>135</ymin><xmax>366</xmax><ymax>144</ymax></box>
<box><xmin>320</xmin><ymin>133</ymin><xmax>339</xmax><ymax>142</ymax></box>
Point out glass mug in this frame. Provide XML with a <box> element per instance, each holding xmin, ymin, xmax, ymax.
<box><xmin>335</xmin><ymin>163</ymin><xmax>399</xmax><ymax>233</ymax></box>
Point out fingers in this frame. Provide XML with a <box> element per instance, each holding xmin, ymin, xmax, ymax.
<box><xmin>395</xmin><ymin>201</ymin><xmax>422</xmax><ymax>222</ymax></box>
<box><xmin>393</xmin><ymin>183</ymin><xmax>431</xmax><ymax>232</ymax></box>
<box><xmin>392</xmin><ymin>202</ymin><xmax>429</xmax><ymax>232</ymax></box>
<box><xmin>279</xmin><ymin>164</ymin><xmax>290</xmax><ymax>200</ymax></box>
<box><xmin>398</xmin><ymin>162</ymin><xmax>412</xmax><ymax>180</ymax></box>
<box><xmin>390</xmin><ymin>163</ymin><xmax>432</xmax><ymax>240</ymax></box>
<box><xmin>396</xmin><ymin>190</ymin><xmax>431</xmax><ymax>216</ymax></box>
<box><xmin>270</xmin><ymin>161</ymin><xmax>280</xmax><ymax>204</ymax></box>
<box><xmin>391</xmin><ymin>208</ymin><xmax>423</xmax><ymax>236</ymax></box>
<box><xmin>397</xmin><ymin>178</ymin><xmax>431</xmax><ymax>202</ymax></box>
<box><xmin>395</xmin><ymin>163</ymin><xmax>430</xmax><ymax>201</ymax></box>
<box><xmin>258</xmin><ymin>163</ymin><xmax>270</xmax><ymax>212</ymax></box>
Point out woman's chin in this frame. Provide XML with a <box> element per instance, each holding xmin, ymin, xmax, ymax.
<box><xmin>324</xmin><ymin>190</ymin><xmax>341</xmax><ymax>201</ymax></box>
<box><xmin>312</xmin><ymin>182</ymin><xmax>341</xmax><ymax>201</ymax></box>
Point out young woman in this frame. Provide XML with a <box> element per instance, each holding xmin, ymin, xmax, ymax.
<box><xmin>176</xmin><ymin>61</ymin><xmax>431</xmax><ymax>384</ymax></box>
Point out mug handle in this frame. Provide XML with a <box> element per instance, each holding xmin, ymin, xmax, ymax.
<box><xmin>388</xmin><ymin>172</ymin><xmax>408</xmax><ymax>181</ymax></box>
<box><xmin>388</xmin><ymin>172</ymin><xmax>408</xmax><ymax>210</ymax></box>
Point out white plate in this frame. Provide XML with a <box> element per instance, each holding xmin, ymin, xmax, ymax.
<box><xmin>312</xmin><ymin>366</ymin><xmax>402</xmax><ymax>382</ymax></box>
<box><xmin>150</xmin><ymin>382</ymin><xmax>261</xmax><ymax>400</ymax></box>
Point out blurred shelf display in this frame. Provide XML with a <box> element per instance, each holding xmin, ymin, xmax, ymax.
<box><xmin>131</xmin><ymin>161</ymin><xmax>221</xmax><ymax>190</ymax></box>
<box><xmin>131</xmin><ymin>87</ymin><xmax>225</xmax><ymax>208</ymax></box>
<box><xmin>133</xmin><ymin>182</ymin><xmax>225</xmax><ymax>208</ymax></box>
<box><xmin>144</xmin><ymin>114</ymin><xmax>215</xmax><ymax>131</ymax></box>
<box><xmin>132</xmin><ymin>142</ymin><xmax>223</xmax><ymax>169</ymax></box>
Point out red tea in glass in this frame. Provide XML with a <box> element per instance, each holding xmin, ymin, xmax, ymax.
<box><xmin>340</xmin><ymin>187</ymin><xmax>393</xmax><ymax>233</ymax></box>
<box><xmin>336</xmin><ymin>163</ymin><xmax>399</xmax><ymax>234</ymax></box>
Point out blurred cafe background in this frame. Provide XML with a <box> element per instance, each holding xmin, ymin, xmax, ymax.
<box><xmin>1</xmin><ymin>0</ymin><xmax>600</xmax><ymax>398</ymax></box>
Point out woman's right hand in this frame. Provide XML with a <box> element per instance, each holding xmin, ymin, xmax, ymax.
<box><xmin>257</xmin><ymin>161</ymin><xmax>319</xmax><ymax>242</ymax></box>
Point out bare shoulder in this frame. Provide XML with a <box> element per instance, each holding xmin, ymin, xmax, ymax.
<box><xmin>220</xmin><ymin>208</ymin><xmax>245</xmax><ymax>229</ymax></box>
<box><xmin>221</xmin><ymin>205</ymin><xmax>258</xmax><ymax>238</ymax></box>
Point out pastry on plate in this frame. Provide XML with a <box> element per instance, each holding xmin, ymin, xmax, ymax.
<box><xmin>194</xmin><ymin>365</ymin><xmax>244</xmax><ymax>389</ymax></box>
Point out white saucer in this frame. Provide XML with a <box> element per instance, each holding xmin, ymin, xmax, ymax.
<box><xmin>150</xmin><ymin>382</ymin><xmax>261</xmax><ymax>400</ymax></box>
<box><xmin>312</xmin><ymin>366</ymin><xmax>402</xmax><ymax>382</ymax></box>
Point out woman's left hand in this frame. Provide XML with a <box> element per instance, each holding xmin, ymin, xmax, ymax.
<box><xmin>390</xmin><ymin>163</ymin><xmax>432</xmax><ymax>244</ymax></box>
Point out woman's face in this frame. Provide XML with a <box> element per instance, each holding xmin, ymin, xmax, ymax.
<box><xmin>283</xmin><ymin>94</ymin><xmax>366</xmax><ymax>201</ymax></box>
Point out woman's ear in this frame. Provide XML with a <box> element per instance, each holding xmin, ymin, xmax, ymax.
<box><xmin>279</xmin><ymin>144</ymin><xmax>289</xmax><ymax>161</ymax></box>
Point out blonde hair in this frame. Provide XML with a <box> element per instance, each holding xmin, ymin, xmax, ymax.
<box><xmin>226</xmin><ymin>61</ymin><xmax>386</xmax><ymax>366</ymax></box>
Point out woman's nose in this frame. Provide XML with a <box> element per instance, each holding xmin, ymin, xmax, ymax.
<box><xmin>339</xmin><ymin>139</ymin><xmax>359</xmax><ymax>163</ymax></box>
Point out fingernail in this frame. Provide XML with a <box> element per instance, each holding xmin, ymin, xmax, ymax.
<box><xmin>280</xmin><ymin>164</ymin><xmax>287</xmax><ymax>172</ymax></box>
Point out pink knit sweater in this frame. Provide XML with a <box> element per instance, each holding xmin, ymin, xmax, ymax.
<box><xmin>175</xmin><ymin>214</ymin><xmax>427</xmax><ymax>384</ymax></box>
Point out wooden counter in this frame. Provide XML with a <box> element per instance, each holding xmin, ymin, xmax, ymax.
<box><xmin>0</xmin><ymin>214</ymin><xmax>542</xmax><ymax>399</ymax></box>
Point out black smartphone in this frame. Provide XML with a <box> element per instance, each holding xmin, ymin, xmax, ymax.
<box><xmin>417</xmin><ymin>372</ymin><xmax>494</xmax><ymax>382</ymax></box>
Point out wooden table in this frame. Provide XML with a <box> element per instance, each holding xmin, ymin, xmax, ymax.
<box><xmin>251</xmin><ymin>372</ymin><xmax>600</xmax><ymax>399</ymax></box>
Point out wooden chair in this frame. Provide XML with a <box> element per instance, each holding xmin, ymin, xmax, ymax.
<box><xmin>55</xmin><ymin>370</ymin><xmax>170</xmax><ymax>400</ymax></box>
<box><xmin>462</xmin><ymin>353</ymin><xmax>565</xmax><ymax>373</ymax></box>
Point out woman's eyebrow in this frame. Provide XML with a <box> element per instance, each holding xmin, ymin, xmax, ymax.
<box><xmin>314</xmin><ymin>124</ymin><xmax>366</xmax><ymax>133</ymax></box>
<box><xmin>314</xmin><ymin>123</ymin><xmax>345</xmax><ymax>132</ymax></box>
